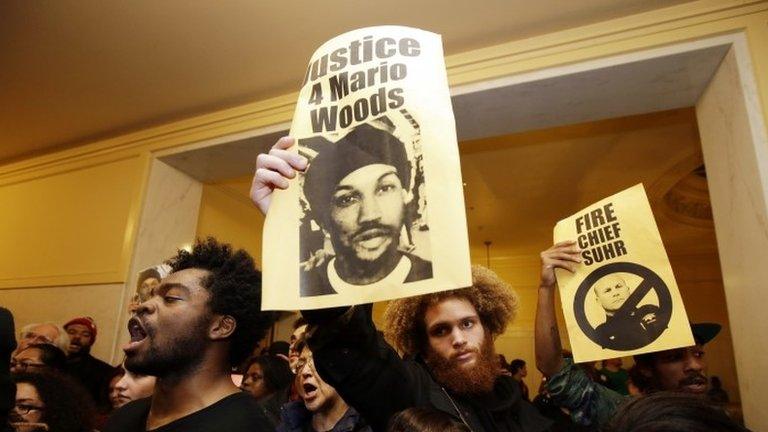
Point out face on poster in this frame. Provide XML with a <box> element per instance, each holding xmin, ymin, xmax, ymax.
<box><xmin>262</xmin><ymin>26</ymin><xmax>472</xmax><ymax>310</ymax></box>
<box><xmin>553</xmin><ymin>184</ymin><xmax>694</xmax><ymax>363</ymax></box>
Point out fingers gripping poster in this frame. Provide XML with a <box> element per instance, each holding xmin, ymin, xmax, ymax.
<box><xmin>263</xmin><ymin>26</ymin><xmax>472</xmax><ymax>310</ymax></box>
<box><xmin>554</xmin><ymin>184</ymin><xmax>694</xmax><ymax>363</ymax></box>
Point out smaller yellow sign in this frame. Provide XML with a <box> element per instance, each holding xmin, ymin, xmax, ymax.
<box><xmin>554</xmin><ymin>184</ymin><xmax>694</xmax><ymax>363</ymax></box>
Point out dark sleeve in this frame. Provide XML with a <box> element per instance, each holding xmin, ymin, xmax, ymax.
<box><xmin>0</xmin><ymin>308</ymin><xmax>15</xmax><ymax>363</ymax></box>
<box><xmin>304</xmin><ymin>305</ymin><xmax>421</xmax><ymax>432</ymax></box>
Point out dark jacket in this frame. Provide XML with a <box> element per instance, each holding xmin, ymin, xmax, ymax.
<box><xmin>277</xmin><ymin>401</ymin><xmax>371</xmax><ymax>432</ymax></box>
<box><xmin>66</xmin><ymin>352</ymin><xmax>117</xmax><ymax>413</ymax></box>
<box><xmin>259</xmin><ymin>384</ymin><xmax>292</xmax><ymax>428</ymax></box>
<box><xmin>0</xmin><ymin>308</ymin><xmax>15</xmax><ymax>432</ymax></box>
<box><xmin>301</xmin><ymin>253</ymin><xmax>433</xmax><ymax>297</ymax></box>
<box><xmin>305</xmin><ymin>305</ymin><xmax>551</xmax><ymax>432</ymax></box>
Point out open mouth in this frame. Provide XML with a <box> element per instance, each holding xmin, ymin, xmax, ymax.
<box><xmin>123</xmin><ymin>318</ymin><xmax>148</xmax><ymax>353</ymax></box>
<box><xmin>302</xmin><ymin>382</ymin><xmax>318</xmax><ymax>399</ymax></box>
<box><xmin>128</xmin><ymin>319</ymin><xmax>148</xmax><ymax>342</ymax></box>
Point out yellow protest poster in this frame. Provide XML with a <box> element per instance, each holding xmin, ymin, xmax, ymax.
<box><xmin>554</xmin><ymin>184</ymin><xmax>694</xmax><ymax>363</ymax></box>
<box><xmin>262</xmin><ymin>26</ymin><xmax>471</xmax><ymax>310</ymax></box>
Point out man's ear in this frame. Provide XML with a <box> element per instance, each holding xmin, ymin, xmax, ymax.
<box><xmin>209</xmin><ymin>315</ymin><xmax>237</xmax><ymax>340</ymax></box>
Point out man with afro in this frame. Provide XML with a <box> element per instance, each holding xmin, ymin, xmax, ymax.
<box><xmin>105</xmin><ymin>237</ymin><xmax>277</xmax><ymax>432</ymax></box>
<box><xmin>252</xmin><ymin>138</ymin><xmax>551</xmax><ymax>432</ymax></box>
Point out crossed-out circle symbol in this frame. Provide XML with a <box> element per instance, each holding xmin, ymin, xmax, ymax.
<box><xmin>574</xmin><ymin>262</ymin><xmax>672</xmax><ymax>351</ymax></box>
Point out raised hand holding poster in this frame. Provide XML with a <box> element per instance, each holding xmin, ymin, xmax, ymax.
<box><xmin>554</xmin><ymin>184</ymin><xmax>694</xmax><ymax>363</ymax></box>
<box><xmin>262</xmin><ymin>26</ymin><xmax>471</xmax><ymax>310</ymax></box>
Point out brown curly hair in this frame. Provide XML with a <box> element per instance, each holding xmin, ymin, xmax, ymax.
<box><xmin>384</xmin><ymin>265</ymin><xmax>518</xmax><ymax>356</ymax></box>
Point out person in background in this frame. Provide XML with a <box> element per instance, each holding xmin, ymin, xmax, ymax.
<box><xmin>536</xmin><ymin>241</ymin><xmax>723</xmax><ymax>427</ymax></box>
<box><xmin>10</xmin><ymin>344</ymin><xmax>67</xmax><ymax>374</ymax></box>
<box><xmin>241</xmin><ymin>354</ymin><xmax>294</xmax><ymax>427</ymax></box>
<box><xmin>13</xmin><ymin>323</ymin><xmax>70</xmax><ymax>357</ymax></box>
<box><xmin>277</xmin><ymin>342</ymin><xmax>370</xmax><ymax>432</ymax></box>
<box><xmin>387</xmin><ymin>407</ymin><xmax>469</xmax><ymax>432</ymax></box>
<box><xmin>11</xmin><ymin>371</ymin><xmax>95</xmax><ymax>432</ymax></box>
<box><xmin>707</xmin><ymin>376</ymin><xmax>730</xmax><ymax>404</ymax></box>
<box><xmin>287</xmin><ymin>317</ymin><xmax>308</xmax><ymax>372</ymax></box>
<box><xmin>108</xmin><ymin>366</ymin><xmax>156</xmax><ymax>410</ymax></box>
<box><xmin>241</xmin><ymin>356</ymin><xmax>293</xmax><ymax>402</ymax></box>
<box><xmin>597</xmin><ymin>358</ymin><xmax>630</xmax><ymax>396</ymax></box>
<box><xmin>604</xmin><ymin>392</ymin><xmax>749</xmax><ymax>432</ymax></box>
<box><xmin>509</xmin><ymin>359</ymin><xmax>530</xmax><ymax>401</ymax></box>
<box><xmin>63</xmin><ymin>317</ymin><xmax>116</xmax><ymax>414</ymax></box>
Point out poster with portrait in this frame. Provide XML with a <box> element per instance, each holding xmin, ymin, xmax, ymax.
<box><xmin>553</xmin><ymin>184</ymin><xmax>694</xmax><ymax>363</ymax></box>
<box><xmin>262</xmin><ymin>26</ymin><xmax>472</xmax><ymax>310</ymax></box>
<box><xmin>129</xmin><ymin>264</ymin><xmax>171</xmax><ymax>311</ymax></box>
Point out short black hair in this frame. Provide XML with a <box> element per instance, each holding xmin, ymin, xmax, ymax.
<box><xmin>167</xmin><ymin>237</ymin><xmax>277</xmax><ymax>367</ymax></box>
<box><xmin>26</xmin><ymin>343</ymin><xmax>67</xmax><ymax>372</ymax></box>
<box><xmin>243</xmin><ymin>355</ymin><xmax>293</xmax><ymax>393</ymax></box>
<box><xmin>13</xmin><ymin>371</ymin><xmax>95</xmax><ymax>432</ymax></box>
<box><xmin>268</xmin><ymin>341</ymin><xmax>290</xmax><ymax>357</ymax></box>
<box><xmin>509</xmin><ymin>359</ymin><xmax>526</xmax><ymax>374</ymax></box>
<box><xmin>605</xmin><ymin>392</ymin><xmax>749</xmax><ymax>432</ymax></box>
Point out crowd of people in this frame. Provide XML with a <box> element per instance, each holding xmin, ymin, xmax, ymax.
<box><xmin>0</xmin><ymin>136</ymin><xmax>751</xmax><ymax>432</ymax></box>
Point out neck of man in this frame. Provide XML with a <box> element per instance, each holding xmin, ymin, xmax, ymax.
<box><xmin>311</xmin><ymin>396</ymin><xmax>348</xmax><ymax>432</ymax></box>
<box><xmin>605</xmin><ymin>363</ymin><xmax>621</xmax><ymax>372</ymax></box>
<box><xmin>334</xmin><ymin>248</ymin><xmax>402</xmax><ymax>285</ymax></box>
<box><xmin>146</xmin><ymin>350</ymin><xmax>238</xmax><ymax>430</ymax></box>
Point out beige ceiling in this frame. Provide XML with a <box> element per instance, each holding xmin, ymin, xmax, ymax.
<box><xmin>0</xmin><ymin>0</ymin><xmax>694</xmax><ymax>163</ymax></box>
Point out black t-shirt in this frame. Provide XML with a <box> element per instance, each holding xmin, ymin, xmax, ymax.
<box><xmin>104</xmin><ymin>392</ymin><xmax>272</xmax><ymax>432</ymax></box>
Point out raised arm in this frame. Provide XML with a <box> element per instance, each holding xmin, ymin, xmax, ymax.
<box><xmin>249</xmin><ymin>136</ymin><xmax>307</xmax><ymax>214</ymax></box>
<box><xmin>535</xmin><ymin>240</ymin><xmax>580</xmax><ymax>377</ymax></box>
<box><xmin>303</xmin><ymin>305</ymin><xmax>418</xmax><ymax>432</ymax></box>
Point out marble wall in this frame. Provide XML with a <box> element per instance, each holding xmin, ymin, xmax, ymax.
<box><xmin>110</xmin><ymin>158</ymin><xmax>203</xmax><ymax>362</ymax></box>
<box><xmin>697</xmin><ymin>45</ymin><xmax>768</xmax><ymax>428</ymax></box>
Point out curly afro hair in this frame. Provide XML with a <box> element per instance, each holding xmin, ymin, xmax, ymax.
<box><xmin>13</xmin><ymin>371</ymin><xmax>95</xmax><ymax>432</ymax></box>
<box><xmin>384</xmin><ymin>265</ymin><xmax>518</xmax><ymax>356</ymax></box>
<box><xmin>167</xmin><ymin>237</ymin><xmax>277</xmax><ymax>367</ymax></box>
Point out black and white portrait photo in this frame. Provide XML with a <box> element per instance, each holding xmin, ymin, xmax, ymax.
<box><xmin>297</xmin><ymin>117</ymin><xmax>432</xmax><ymax>297</ymax></box>
<box><xmin>590</xmin><ymin>273</ymin><xmax>664</xmax><ymax>350</ymax></box>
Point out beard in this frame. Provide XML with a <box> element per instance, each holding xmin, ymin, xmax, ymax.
<box><xmin>425</xmin><ymin>336</ymin><xmax>498</xmax><ymax>395</ymax></box>
<box><xmin>69</xmin><ymin>343</ymin><xmax>91</xmax><ymax>358</ymax></box>
<box><xmin>125</xmin><ymin>313</ymin><xmax>210</xmax><ymax>379</ymax></box>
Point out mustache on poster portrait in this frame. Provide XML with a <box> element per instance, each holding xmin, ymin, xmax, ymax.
<box><xmin>351</xmin><ymin>222</ymin><xmax>398</xmax><ymax>243</ymax></box>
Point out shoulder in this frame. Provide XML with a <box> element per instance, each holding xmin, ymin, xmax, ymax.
<box><xmin>87</xmin><ymin>354</ymin><xmax>117</xmax><ymax>372</ymax></box>
<box><xmin>301</xmin><ymin>260</ymin><xmax>337</xmax><ymax>297</ymax></box>
<box><xmin>212</xmin><ymin>392</ymin><xmax>274</xmax><ymax>427</ymax></box>
<box><xmin>278</xmin><ymin>400</ymin><xmax>312</xmax><ymax>432</ymax></box>
<box><xmin>404</xmin><ymin>253</ymin><xmax>433</xmax><ymax>282</ymax></box>
<box><xmin>103</xmin><ymin>397</ymin><xmax>151</xmax><ymax>432</ymax></box>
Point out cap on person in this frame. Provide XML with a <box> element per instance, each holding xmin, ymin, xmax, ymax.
<box><xmin>64</xmin><ymin>317</ymin><xmax>97</xmax><ymax>343</ymax></box>
<box><xmin>302</xmin><ymin>124</ymin><xmax>412</xmax><ymax>224</ymax></box>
